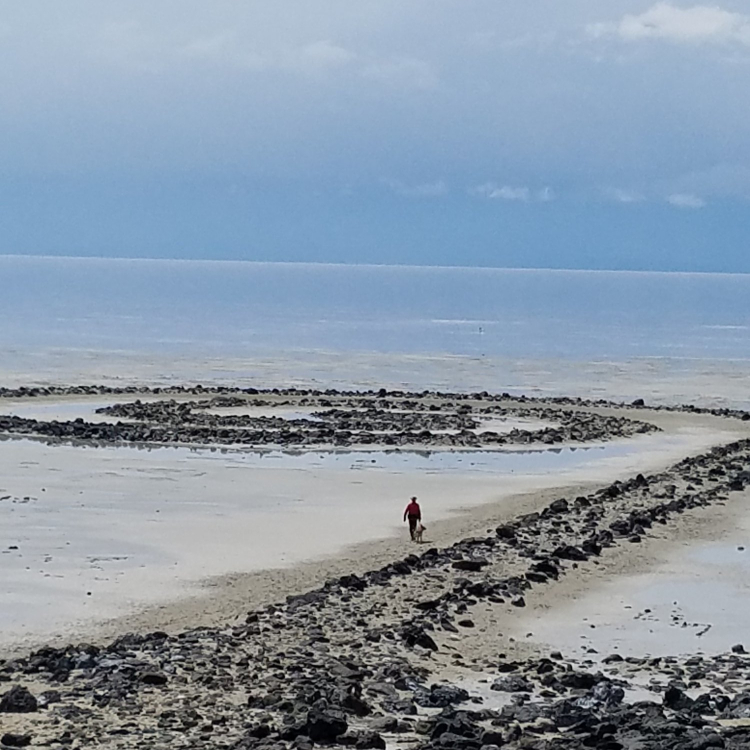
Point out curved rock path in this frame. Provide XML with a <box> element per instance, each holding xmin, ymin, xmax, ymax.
<box><xmin>2</xmin><ymin>390</ymin><xmax>750</xmax><ymax>747</ymax></box>
<box><xmin>0</xmin><ymin>387</ymin><xmax>660</xmax><ymax>450</ymax></box>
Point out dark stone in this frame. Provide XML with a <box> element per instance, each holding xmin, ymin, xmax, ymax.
<box><xmin>402</xmin><ymin>625</ymin><xmax>438</xmax><ymax>651</ymax></box>
<box><xmin>452</xmin><ymin>560</ymin><xmax>488</xmax><ymax>572</ymax></box>
<box><xmin>548</xmin><ymin>498</ymin><xmax>569</xmax><ymax>514</ymax></box>
<box><xmin>732</xmin><ymin>644</ymin><xmax>746</xmax><ymax>654</ymax></box>
<box><xmin>557</xmin><ymin>671</ymin><xmax>599</xmax><ymax>690</ymax></box>
<box><xmin>415</xmin><ymin>685</ymin><xmax>470</xmax><ymax>709</ymax></box>
<box><xmin>480</xmin><ymin>730</ymin><xmax>505</xmax><ymax>747</ymax></box>
<box><xmin>0</xmin><ymin>686</ymin><xmax>37</xmax><ymax>713</ymax></box>
<box><xmin>1</xmin><ymin>734</ymin><xmax>31</xmax><ymax>748</ymax></box>
<box><xmin>664</xmin><ymin>685</ymin><xmax>695</xmax><ymax>711</ymax></box>
<box><xmin>369</xmin><ymin>717</ymin><xmax>399</xmax><ymax>733</ymax></box>
<box><xmin>432</xmin><ymin>732</ymin><xmax>481</xmax><ymax>750</ymax></box>
<box><xmin>552</xmin><ymin>545</ymin><xmax>588</xmax><ymax>561</ymax></box>
<box><xmin>341</xmin><ymin>692</ymin><xmax>371</xmax><ymax>717</ymax></box>
<box><xmin>338</xmin><ymin>730</ymin><xmax>385</xmax><ymax>749</ymax></box>
<box><xmin>496</xmin><ymin>661</ymin><xmax>520</xmax><ymax>673</ymax></box>
<box><xmin>246</xmin><ymin>724</ymin><xmax>271</xmax><ymax>739</ymax></box>
<box><xmin>582</xmin><ymin>538</ymin><xmax>602</xmax><ymax>556</ymax></box>
<box><xmin>430</xmin><ymin>711</ymin><xmax>481</xmax><ymax>741</ymax></box>
<box><xmin>140</xmin><ymin>671</ymin><xmax>168</xmax><ymax>686</ymax></box>
<box><xmin>306</xmin><ymin>708</ymin><xmax>348</xmax><ymax>742</ymax></box>
<box><xmin>575</xmin><ymin>681</ymin><xmax>625</xmax><ymax>709</ymax></box>
<box><xmin>525</xmin><ymin>572</ymin><xmax>548</xmax><ymax>583</ymax></box>
<box><xmin>382</xmin><ymin>698</ymin><xmax>416</xmax><ymax>715</ymax></box>
<box><xmin>279</xmin><ymin>720</ymin><xmax>309</xmax><ymax>741</ymax></box>
<box><xmin>491</xmin><ymin>675</ymin><xmax>532</xmax><ymax>693</ymax></box>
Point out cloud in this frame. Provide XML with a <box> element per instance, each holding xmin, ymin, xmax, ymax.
<box><xmin>384</xmin><ymin>179</ymin><xmax>448</xmax><ymax>197</ymax></box>
<box><xmin>300</xmin><ymin>40</ymin><xmax>355</xmax><ymax>69</ymax></box>
<box><xmin>181</xmin><ymin>34</ymin><xmax>433</xmax><ymax>90</ymax></box>
<box><xmin>536</xmin><ymin>186</ymin><xmax>555</xmax><ymax>202</ymax></box>
<box><xmin>470</xmin><ymin>183</ymin><xmax>554</xmax><ymax>202</ymax></box>
<box><xmin>471</xmin><ymin>183</ymin><xmax>530</xmax><ymax>201</ymax></box>
<box><xmin>658</xmin><ymin>163</ymin><xmax>750</xmax><ymax>199</ymax></box>
<box><xmin>667</xmin><ymin>193</ymin><xmax>706</xmax><ymax>208</ymax></box>
<box><xmin>588</xmin><ymin>3</ymin><xmax>750</xmax><ymax>45</ymax></box>
<box><xmin>604</xmin><ymin>188</ymin><xmax>646</xmax><ymax>204</ymax></box>
<box><xmin>362</xmin><ymin>58</ymin><xmax>438</xmax><ymax>91</ymax></box>
<box><xmin>181</xmin><ymin>35</ymin><xmax>355</xmax><ymax>72</ymax></box>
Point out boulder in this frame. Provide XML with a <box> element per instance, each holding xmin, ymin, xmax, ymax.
<box><xmin>1</xmin><ymin>734</ymin><xmax>31</xmax><ymax>748</ymax></box>
<box><xmin>452</xmin><ymin>560</ymin><xmax>488</xmax><ymax>573</ymax></box>
<box><xmin>415</xmin><ymin>684</ymin><xmax>469</xmax><ymax>709</ymax></box>
<box><xmin>306</xmin><ymin>708</ymin><xmax>348</xmax><ymax>742</ymax></box>
<box><xmin>0</xmin><ymin>686</ymin><xmax>37</xmax><ymax>713</ymax></box>
<box><xmin>402</xmin><ymin>624</ymin><xmax>438</xmax><ymax>651</ymax></box>
<box><xmin>141</xmin><ymin>671</ymin><xmax>168</xmax><ymax>686</ymax></box>
<box><xmin>491</xmin><ymin>675</ymin><xmax>532</xmax><ymax>693</ymax></box>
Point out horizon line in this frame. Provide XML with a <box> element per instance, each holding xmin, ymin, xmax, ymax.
<box><xmin>1</xmin><ymin>253</ymin><xmax>749</xmax><ymax>278</ymax></box>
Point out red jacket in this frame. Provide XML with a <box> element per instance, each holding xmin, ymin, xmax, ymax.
<box><xmin>404</xmin><ymin>501</ymin><xmax>421</xmax><ymax>521</ymax></box>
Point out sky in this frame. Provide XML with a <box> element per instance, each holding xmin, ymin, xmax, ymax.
<box><xmin>1</xmin><ymin>1</ymin><xmax>749</xmax><ymax>271</ymax></box>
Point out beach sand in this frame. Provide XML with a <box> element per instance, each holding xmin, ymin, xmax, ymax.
<box><xmin>5</xmin><ymin>392</ymin><xmax>750</xmax><ymax>748</ymax></box>
<box><xmin>0</xmin><ymin>396</ymin><xmax>747</xmax><ymax>658</ymax></box>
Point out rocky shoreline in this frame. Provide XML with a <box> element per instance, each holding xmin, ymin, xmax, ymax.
<box><xmin>3</xmin><ymin>390</ymin><xmax>750</xmax><ymax>748</ymax></box>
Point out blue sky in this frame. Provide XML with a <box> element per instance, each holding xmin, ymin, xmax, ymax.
<box><xmin>1</xmin><ymin>1</ymin><xmax>750</xmax><ymax>271</ymax></box>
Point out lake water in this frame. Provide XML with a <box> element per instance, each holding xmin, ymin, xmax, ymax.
<box><xmin>1</xmin><ymin>255</ymin><xmax>750</xmax><ymax>405</ymax></box>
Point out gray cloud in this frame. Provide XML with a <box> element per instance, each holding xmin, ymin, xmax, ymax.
<box><xmin>588</xmin><ymin>3</ymin><xmax>750</xmax><ymax>45</ymax></box>
<box><xmin>384</xmin><ymin>179</ymin><xmax>448</xmax><ymax>197</ymax></box>
<box><xmin>470</xmin><ymin>183</ymin><xmax>555</xmax><ymax>202</ymax></box>
<box><xmin>667</xmin><ymin>193</ymin><xmax>707</xmax><ymax>208</ymax></box>
<box><xmin>604</xmin><ymin>188</ymin><xmax>646</xmax><ymax>204</ymax></box>
<box><xmin>0</xmin><ymin>1</ymin><xmax>749</xmax><ymax>202</ymax></box>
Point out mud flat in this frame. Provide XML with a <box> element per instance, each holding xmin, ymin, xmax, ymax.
<box><xmin>2</xmin><ymin>389</ymin><xmax>750</xmax><ymax>749</ymax></box>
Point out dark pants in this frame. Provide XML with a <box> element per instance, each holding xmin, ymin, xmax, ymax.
<box><xmin>408</xmin><ymin>515</ymin><xmax>420</xmax><ymax>539</ymax></box>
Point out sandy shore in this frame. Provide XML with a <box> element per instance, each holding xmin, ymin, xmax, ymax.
<box><xmin>4</xmin><ymin>394</ymin><xmax>750</xmax><ymax>748</ymax></box>
<box><xmin>4</xmin><ymin>390</ymin><xmax>750</xmax><ymax>748</ymax></box>
<box><xmin>0</xmin><ymin>394</ymin><xmax>747</xmax><ymax>657</ymax></box>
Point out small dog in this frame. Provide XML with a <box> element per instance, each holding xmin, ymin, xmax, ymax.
<box><xmin>414</xmin><ymin>522</ymin><xmax>425</xmax><ymax>543</ymax></box>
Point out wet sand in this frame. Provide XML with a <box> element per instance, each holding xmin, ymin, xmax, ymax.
<box><xmin>0</xmin><ymin>394</ymin><xmax>747</xmax><ymax>658</ymax></box>
<box><xmin>5</xmin><ymin>390</ymin><xmax>750</xmax><ymax>748</ymax></box>
<box><xmin>504</xmin><ymin>485</ymin><xmax>750</xmax><ymax>659</ymax></box>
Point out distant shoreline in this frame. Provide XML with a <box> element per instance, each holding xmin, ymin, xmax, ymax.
<box><xmin>3</xmin><ymin>252</ymin><xmax>750</xmax><ymax>277</ymax></box>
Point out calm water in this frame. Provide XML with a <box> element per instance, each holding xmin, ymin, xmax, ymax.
<box><xmin>1</xmin><ymin>255</ymin><xmax>750</xmax><ymax>401</ymax></box>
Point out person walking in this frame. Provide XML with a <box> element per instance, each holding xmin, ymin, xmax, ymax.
<box><xmin>403</xmin><ymin>496</ymin><xmax>422</xmax><ymax>541</ymax></box>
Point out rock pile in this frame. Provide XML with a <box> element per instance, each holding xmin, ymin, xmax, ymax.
<box><xmin>0</xmin><ymin>390</ymin><xmax>659</xmax><ymax>449</ymax></box>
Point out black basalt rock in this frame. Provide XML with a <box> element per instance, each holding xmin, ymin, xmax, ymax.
<box><xmin>401</xmin><ymin>624</ymin><xmax>438</xmax><ymax>651</ymax></box>
<box><xmin>306</xmin><ymin>708</ymin><xmax>348</xmax><ymax>743</ymax></box>
<box><xmin>1</xmin><ymin>734</ymin><xmax>32</xmax><ymax>748</ymax></box>
<box><xmin>414</xmin><ymin>684</ymin><xmax>470</xmax><ymax>708</ymax></box>
<box><xmin>0</xmin><ymin>686</ymin><xmax>38</xmax><ymax>713</ymax></box>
